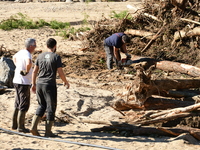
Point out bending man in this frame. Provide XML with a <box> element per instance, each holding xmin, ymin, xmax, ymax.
<box><xmin>104</xmin><ymin>32</ymin><xmax>131</xmax><ymax>70</ymax></box>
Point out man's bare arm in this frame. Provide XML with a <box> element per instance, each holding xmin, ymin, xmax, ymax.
<box><xmin>57</xmin><ymin>67</ymin><xmax>70</xmax><ymax>88</ymax></box>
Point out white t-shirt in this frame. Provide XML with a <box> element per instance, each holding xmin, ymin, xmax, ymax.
<box><xmin>13</xmin><ymin>49</ymin><xmax>33</xmax><ymax>85</ymax></box>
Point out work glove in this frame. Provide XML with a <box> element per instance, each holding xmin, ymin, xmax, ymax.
<box><xmin>20</xmin><ymin>70</ymin><xmax>29</xmax><ymax>76</ymax></box>
<box><xmin>125</xmin><ymin>53</ymin><xmax>131</xmax><ymax>59</ymax></box>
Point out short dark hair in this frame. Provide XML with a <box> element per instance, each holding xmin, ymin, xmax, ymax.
<box><xmin>122</xmin><ymin>35</ymin><xmax>130</xmax><ymax>43</ymax></box>
<box><xmin>46</xmin><ymin>38</ymin><xmax>57</xmax><ymax>49</ymax></box>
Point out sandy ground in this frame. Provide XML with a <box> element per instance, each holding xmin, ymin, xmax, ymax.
<box><xmin>0</xmin><ymin>1</ymin><xmax>200</xmax><ymax>150</ymax></box>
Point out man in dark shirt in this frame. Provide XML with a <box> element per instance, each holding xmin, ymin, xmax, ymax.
<box><xmin>30</xmin><ymin>38</ymin><xmax>70</xmax><ymax>137</ymax></box>
<box><xmin>104</xmin><ymin>32</ymin><xmax>131</xmax><ymax>70</ymax></box>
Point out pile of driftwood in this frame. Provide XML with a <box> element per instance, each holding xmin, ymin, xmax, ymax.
<box><xmin>87</xmin><ymin>58</ymin><xmax>200</xmax><ymax>141</ymax></box>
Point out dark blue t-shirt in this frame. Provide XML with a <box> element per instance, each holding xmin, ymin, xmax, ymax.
<box><xmin>104</xmin><ymin>33</ymin><xmax>125</xmax><ymax>48</ymax></box>
<box><xmin>36</xmin><ymin>52</ymin><xmax>62</xmax><ymax>85</ymax></box>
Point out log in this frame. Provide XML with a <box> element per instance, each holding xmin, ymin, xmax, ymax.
<box><xmin>172</xmin><ymin>27</ymin><xmax>200</xmax><ymax>45</ymax></box>
<box><xmin>165</xmin><ymin>90</ymin><xmax>200</xmax><ymax>98</ymax></box>
<box><xmin>132</xmin><ymin>103</ymin><xmax>200</xmax><ymax>125</ymax></box>
<box><xmin>149</xmin><ymin>103</ymin><xmax>200</xmax><ymax>119</ymax></box>
<box><xmin>133</xmin><ymin>112</ymin><xmax>191</xmax><ymax>125</ymax></box>
<box><xmin>91</xmin><ymin>124</ymin><xmax>200</xmax><ymax>139</ymax></box>
<box><xmin>113</xmin><ymin>97</ymin><xmax>194</xmax><ymax>111</ymax></box>
<box><xmin>124</xmin><ymin>29</ymin><xmax>155</xmax><ymax>40</ymax></box>
<box><xmin>130</xmin><ymin>55</ymin><xmax>200</xmax><ymax>77</ymax></box>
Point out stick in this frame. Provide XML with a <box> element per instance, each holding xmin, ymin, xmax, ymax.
<box><xmin>141</xmin><ymin>25</ymin><xmax>165</xmax><ymax>53</ymax></box>
<box><xmin>110</xmin><ymin>105</ymin><xmax>126</xmax><ymax>116</ymax></box>
<box><xmin>143</xmin><ymin>13</ymin><xmax>162</xmax><ymax>22</ymax></box>
<box><xmin>157</xmin><ymin>127</ymin><xmax>181</xmax><ymax>136</ymax></box>
<box><xmin>180</xmin><ymin>18</ymin><xmax>200</xmax><ymax>25</ymax></box>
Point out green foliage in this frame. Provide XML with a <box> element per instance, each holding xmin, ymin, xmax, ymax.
<box><xmin>0</xmin><ymin>13</ymin><xmax>91</xmax><ymax>39</ymax></box>
<box><xmin>82</xmin><ymin>13</ymin><xmax>89</xmax><ymax>25</ymax></box>
<box><xmin>98</xmin><ymin>58</ymin><xmax>105</xmax><ymax>64</ymax></box>
<box><xmin>0</xmin><ymin>13</ymin><xmax>38</xmax><ymax>30</ymax></box>
<box><xmin>37</xmin><ymin>19</ymin><xmax>50</xmax><ymax>27</ymax></box>
<box><xmin>58</xmin><ymin>27</ymin><xmax>91</xmax><ymax>39</ymax></box>
<box><xmin>49</xmin><ymin>20</ymin><xmax>70</xmax><ymax>29</ymax></box>
<box><xmin>109</xmin><ymin>11</ymin><xmax>131</xmax><ymax>20</ymax></box>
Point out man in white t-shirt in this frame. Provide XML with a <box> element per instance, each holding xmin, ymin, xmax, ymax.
<box><xmin>12</xmin><ymin>38</ymin><xmax>36</xmax><ymax>133</ymax></box>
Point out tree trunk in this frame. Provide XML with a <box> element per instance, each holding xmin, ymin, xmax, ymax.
<box><xmin>113</xmin><ymin>97</ymin><xmax>194</xmax><ymax>111</ymax></box>
<box><xmin>131</xmin><ymin>55</ymin><xmax>200</xmax><ymax>77</ymax></box>
<box><xmin>91</xmin><ymin>124</ymin><xmax>200</xmax><ymax>139</ymax></box>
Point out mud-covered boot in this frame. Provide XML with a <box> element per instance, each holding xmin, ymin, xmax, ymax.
<box><xmin>17</xmin><ymin>110</ymin><xmax>30</xmax><ymax>133</ymax></box>
<box><xmin>12</xmin><ymin>108</ymin><xmax>19</xmax><ymax>130</ymax></box>
<box><xmin>45</xmin><ymin>120</ymin><xmax>58</xmax><ymax>137</ymax></box>
<box><xmin>30</xmin><ymin>115</ymin><xmax>41</xmax><ymax>136</ymax></box>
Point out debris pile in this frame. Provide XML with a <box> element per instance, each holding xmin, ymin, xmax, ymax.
<box><xmin>79</xmin><ymin>0</ymin><xmax>200</xmax><ymax>141</ymax></box>
<box><xmin>83</xmin><ymin>0</ymin><xmax>200</xmax><ymax>65</ymax></box>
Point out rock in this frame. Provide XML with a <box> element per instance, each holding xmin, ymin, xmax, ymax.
<box><xmin>0</xmin><ymin>57</ymin><xmax>15</xmax><ymax>88</ymax></box>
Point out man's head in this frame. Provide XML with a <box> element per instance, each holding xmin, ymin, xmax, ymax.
<box><xmin>25</xmin><ymin>38</ymin><xmax>36</xmax><ymax>54</ymax></box>
<box><xmin>46</xmin><ymin>38</ymin><xmax>57</xmax><ymax>52</ymax></box>
<box><xmin>122</xmin><ymin>34</ymin><xmax>130</xmax><ymax>44</ymax></box>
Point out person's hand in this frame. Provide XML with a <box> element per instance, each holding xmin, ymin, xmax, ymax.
<box><xmin>31</xmin><ymin>84</ymin><xmax>36</xmax><ymax>94</ymax></box>
<box><xmin>20</xmin><ymin>70</ymin><xmax>28</xmax><ymax>76</ymax></box>
<box><xmin>125</xmin><ymin>53</ymin><xmax>131</xmax><ymax>59</ymax></box>
<box><xmin>64</xmin><ymin>82</ymin><xmax>70</xmax><ymax>89</ymax></box>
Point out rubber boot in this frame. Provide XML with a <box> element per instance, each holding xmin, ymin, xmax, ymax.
<box><xmin>12</xmin><ymin>108</ymin><xmax>19</xmax><ymax>130</ymax></box>
<box><xmin>45</xmin><ymin>120</ymin><xmax>58</xmax><ymax>137</ymax></box>
<box><xmin>30</xmin><ymin>115</ymin><xmax>41</xmax><ymax>136</ymax></box>
<box><xmin>17</xmin><ymin>110</ymin><xmax>30</xmax><ymax>133</ymax></box>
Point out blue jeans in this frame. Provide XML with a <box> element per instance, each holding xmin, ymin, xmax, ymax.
<box><xmin>104</xmin><ymin>41</ymin><xmax>120</xmax><ymax>70</ymax></box>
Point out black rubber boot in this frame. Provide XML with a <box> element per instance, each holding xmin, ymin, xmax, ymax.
<box><xmin>12</xmin><ymin>108</ymin><xmax>19</xmax><ymax>130</ymax></box>
<box><xmin>30</xmin><ymin>115</ymin><xmax>41</xmax><ymax>136</ymax></box>
<box><xmin>45</xmin><ymin>120</ymin><xmax>58</xmax><ymax>137</ymax></box>
<box><xmin>17</xmin><ymin>110</ymin><xmax>30</xmax><ymax>133</ymax></box>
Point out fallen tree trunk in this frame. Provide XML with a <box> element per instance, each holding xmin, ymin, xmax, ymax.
<box><xmin>130</xmin><ymin>55</ymin><xmax>200</xmax><ymax>77</ymax></box>
<box><xmin>113</xmin><ymin>97</ymin><xmax>194</xmax><ymax>111</ymax></box>
<box><xmin>91</xmin><ymin>124</ymin><xmax>200</xmax><ymax>140</ymax></box>
<box><xmin>124</xmin><ymin>29</ymin><xmax>155</xmax><ymax>39</ymax></box>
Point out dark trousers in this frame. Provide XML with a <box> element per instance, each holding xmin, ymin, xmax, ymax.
<box><xmin>13</xmin><ymin>84</ymin><xmax>30</xmax><ymax>112</ymax></box>
<box><xmin>104</xmin><ymin>41</ymin><xmax>120</xmax><ymax>70</ymax></box>
<box><xmin>36</xmin><ymin>84</ymin><xmax>57</xmax><ymax>121</ymax></box>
